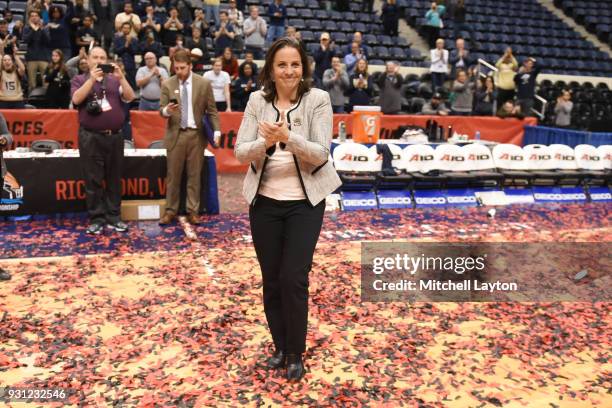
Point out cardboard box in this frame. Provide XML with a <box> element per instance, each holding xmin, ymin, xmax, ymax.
<box><xmin>121</xmin><ymin>200</ymin><xmax>166</xmax><ymax>221</ymax></box>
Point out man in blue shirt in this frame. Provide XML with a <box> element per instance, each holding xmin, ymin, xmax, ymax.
<box><xmin>266</xmin><ymin>0</ymin><xmax>286</xmax><ymax>47</ymax></box>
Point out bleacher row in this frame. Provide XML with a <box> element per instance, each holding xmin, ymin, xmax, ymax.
<box><xmin>555</xmin><ymin>0</ymin><xmax>612</xmax><ymax>46</ymax></box>
<box><xmin>400</xmin><ymin>0</ymin><xmax>612</xmax><ymax>77</ymax></box>
<box><xmin>332</xmin><ymin>142</ymin><xmax>612</xmax><ymax>192</ymax></box>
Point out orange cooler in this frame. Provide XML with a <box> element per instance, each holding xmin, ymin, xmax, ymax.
<box><xmin>351</xmin><ymin>105</ymin><xmax>382</xmax><ymax>143</ymax></box>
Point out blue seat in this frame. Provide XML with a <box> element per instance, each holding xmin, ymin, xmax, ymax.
<box><xmin>300</xmin><ymin>30</ymin><xmax>314</xmax><ymax>42</ymax></box>
<box><xmin>333</xmin><ymin>32</ymin><xmax>347</xmax><ymax>44</ymax></box>
<box><xmin>314</xmin><ymin>9</ymin><xmax>328</xmax><ymax>20</ymax></box>
<box><xmin>344</xmin><ymin>11</ymin><xmax>357</xmax><ymax>22</ymax></box>
<box><xmin>323</xmin><ymin>20</ymin><xmax>337</xmax><ymax>31</ymax></box>
<box><xmin>390</xmin><ymin>47</ymin><xmax>406</xmax><ymax>60</ymax></box>
<box><xmin>369</xmin><ymin>59</ymin><xmax>385</xmax><ymax>66</ymax></box>
<box><xmin>286</xmin><ymin>7</ymin><xmax>297</xmax><ymax>18</ymax></box>
<box><xmin>353</xmin><ymin>22</ymin><xmax>367</xmax><ymax>33</ymax></box>
<box><xmin>330</xmin><ymin>11</ymin><xmax>342</xmax><ymax>20</ymax></box>
<box><xmin>299</xmin><ymin>8</ymin><xmax>313</xmax><ymax>18</ymax></box>
<box><xmin>338</xmin><ymin>21</ymin><xmax>352</xmax><ymax>32</ymax></box>
<box><xmin>289</xmin><ymin>18</ymin><xmax>306</xmax><ymax>30</ymax></box>
<box><xmin>377</xmin><ymin>35</ymin><xmax>394</xmax><ymax>46</ymax></box>
<box><xmin>374</xmin><ymin>46</ymin><xmax>390</xmax><ymax>59</ymax></box>
<box><xmin>364</xmin><ymin>34</ymin><xmax>377</xmax><ymax>46</ymax></box>
<box><xmin>308</xmin><ymin>19</ymin><xmax>322</xmax><ymax>31</ymax></box>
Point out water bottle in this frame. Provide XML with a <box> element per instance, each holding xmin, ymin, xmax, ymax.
<box><xmin>475</xmin><ymin>130</ymin><xmax>481</xmax><ymax>141</ymax></box>
<box><xmin>338</xmin><ymin>121</ymin><xmax>346</xmax><ymax>143</ymax></box>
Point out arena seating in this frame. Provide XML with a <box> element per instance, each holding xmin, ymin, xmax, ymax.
<box><xmin>554</xmin><ymin>0</ymin><xmax>612</xmax><ymax>46</ymax></box>
<box><xmin>400</xmin><ymin>0</ymin><xmax>612</xmax><ymax>77</ymax></box>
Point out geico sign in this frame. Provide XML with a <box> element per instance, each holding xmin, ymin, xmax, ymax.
<box><xmin>379</xmin><ymin>196</ymin><xmax>412</xmax><ymax>205</ymax></box>
<box><xmin>415</xmin><ymin>197</ymin><xmax>446</xmax><ymax>204</ymax></box>
<box><xmin>340</xmin><ymin>154</ymin><xmax>369</xmax><ymax>162</ymax></box>
<box><xmin>447</xmin><ymin>195</ymin><xmax>477</xmax><ymax>203</ymax></box>
<box><xmin>534</xmin><ymin>193</ymin><xmax>586</xmax><ymax>200</ymax></box>
<box><xmin>440</xmin><ymin>154</ymin><xmax>464</xmax><ymax>162</ymax></box>
<box><xmin>498</xmin><ymin>153</ymin><xmax>524</xmax><ymax>161</ymax></box>
<box><xmin>409</xmin><ymin>154</ymin><xmax>434</xmax><ymax>162</ymax></box>
<box><xmin>343</xmin><ymin>199</ymin><xmax>377</xmax><ymax>206</ymax></box>
<box><xmin>591</xmin><ymin>192</ymin><xmax>612</xmax><ymax>200</ymax></box>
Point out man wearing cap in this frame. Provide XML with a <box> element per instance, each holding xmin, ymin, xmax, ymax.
<box><xmin>136</xmin><ymin>52</ymin><xmax>168</xmax><ymax>111</ymax></box>
<box><xmin>313</xmin><ymin>32</ymin><xmax>334</xmax><ymax>82</ymax></box>
<box><xmin>243</xmin><ymin>5</ymin><xmax>266</xmax><ymax>59</ymax></box>
<box><xmin>70</xmin><ymin>46</ymin><xmax>136</xmax><ymax>234</ymax></box>
<box><xmin>421</xmin><ymin>92</ymin><xmax>450</xmax><ymax>115</ymax></box>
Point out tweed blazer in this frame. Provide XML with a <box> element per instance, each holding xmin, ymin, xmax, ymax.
<box><xmin>159</xmin><ymin>73</ymin><xmax>220</xmax><ymax>151</ymax></box>
<box><xmin>235</xmin><ymin>88</ymin><xmax>342</xmax><ymax>206</ymax></box>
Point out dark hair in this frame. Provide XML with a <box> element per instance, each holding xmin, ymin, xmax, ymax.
<box><xmin>49</xmin><ymin>5</ymin><xmax>64</xmax><ymax>19</ymax></box>
<box><xmin>258</xmin><ymin>37</ymin><xmax>311</xmax><ymax>103</ymax></box>
<box><xmin>173</xmin><ymin>48</ymin><xmax>191</xmax><ymax>64</ymax></box>
<box><xmin>239</xmin><ymin>62</ymin><xmax>256</xmax><ymax>78</ymax></box>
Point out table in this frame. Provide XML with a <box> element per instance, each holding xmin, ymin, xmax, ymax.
<box><xmin>1</xmin><ymin>149</ymin><xmax>219</xmax><ymax>217</ymax></box>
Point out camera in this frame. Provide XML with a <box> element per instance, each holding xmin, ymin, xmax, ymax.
<box><xmin>86</xmin><ymin>99</ymin><xmax>102</xmax><ymax>115</ymax></box>
<box><xmin>98</xmin><ymin>64</ymin><xmax>114</xmax><ymax>74</ymax></box>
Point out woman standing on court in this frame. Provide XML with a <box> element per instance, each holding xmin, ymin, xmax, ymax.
<box><xmin>234</xmin><ymin>37</ymin><xmax>341</xmax><ymax>382</ymax></box>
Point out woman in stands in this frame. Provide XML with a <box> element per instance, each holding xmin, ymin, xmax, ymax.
<box><xmin>235</xmin><ymin>37</ymin><xmax>341</xmax><ymax>382</ymax></box>
<box><xmin>347</xmin><ymin>58</ymin><xmax>373</xmax><ymax>112</ymax></box>
<box><xmin>0</xmin><ymin>52</ymin><xmax>26</xmax><ymax>109</ymax></box>
<box><xmin>554</xmin><ymin>90</ymin><xmax>573</xmax><ymax>128</ymax></box>
<box><xmin>44</xmin><ymin>49</ymin><xmax>71</xmax><ymax>108</ymax></box>
<box><xmin>424</xmin><ymin>1</ymin><xmax>446</xmax><ymax>49</ymax></box>
<box><xmin>221</xmin><ymin>47</ymin><xmax>239</xmax><ymax>80</ymax></box>
<box><xmin>495</xmin><ymin>47</ymin><xmax>518</xmax><ymax>108</ymax></box>
<box><xmin>473</xmin><ymin>75</ymin><xmax>497</xmax><ymax>116</ymax></box>
<box><xmin>450</xmin><ymin>68</ymin><xmax>476</xmax><ymax>115</ymax></box>
<box><xmin>232</xmin><ymin>60</ymin><xmax>257</xmax><ymax>111</ymax></box>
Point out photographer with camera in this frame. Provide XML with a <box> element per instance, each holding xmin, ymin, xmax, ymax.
<box><xmin>70</xmin><ymin>46</ymin><xmax>135</xmax><ymax>235</ymax></box>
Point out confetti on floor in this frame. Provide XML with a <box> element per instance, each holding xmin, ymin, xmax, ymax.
<box><xmin>0</xmin><ymin>202</ymin><xmax>610</xmax><ymax>407</ymax></box>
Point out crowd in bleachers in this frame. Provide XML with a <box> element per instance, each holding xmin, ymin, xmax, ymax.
<box><xmin>0</xmin><ymin>0</ymin><xmax>608</xmax><ymax>131</ymax></box>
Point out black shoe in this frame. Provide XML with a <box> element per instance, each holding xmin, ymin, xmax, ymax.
<box><xmin>286</xmin><ymin>353</ymin><xmax>305</xmax><ymax>381</ymax></box>
<box><xmin>265</xmin><ymin>350</ymin><xmax>285</xmax><ymax>369</ymax></box>
<box><xmin>107</xmin><ymin>221</ymin><xmax>128</xmax><ymax>232</ymax></box>
<box><xmin>0</xmin><ymin>268</ymin><xmax>11</xmax><ymax>281</ymax></box>
<box><xmin>86</xmin><ymin>222</ymin><xmax>104</xmax><ymax>235</ymax></box>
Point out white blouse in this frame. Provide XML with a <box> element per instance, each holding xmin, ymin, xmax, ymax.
<box><xmin>258</xmin><ymin>105</ymin><xmax>306</xmax><ymax>201</ymax></box>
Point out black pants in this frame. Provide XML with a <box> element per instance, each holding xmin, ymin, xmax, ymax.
<box><xmin>216</xmin><ymin>101</ymin><xmax>227</xmax><ymax>112</ymax></box>
<box><xmin>249</xmin><ymin>194</ymin><xmax>325</xmax><ymax>354</ymax></box>
<box><xmin>78</xmin><ymin>128</ymin><xmax>123</xmax><ymax>224</ymax></box>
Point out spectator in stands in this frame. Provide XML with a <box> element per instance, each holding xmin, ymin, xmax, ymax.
<box><xmin>307</xmin><ymin>55</ymin><xmax>321</xmax><ymax>88</ymax></box>
<box><xmin>228</xmin><ymin>0</ymin><xmax>244</xmax><ymax>51</ymax></box>
<box><xmin>377</xmin><ymin>60</ymin><xmax>403</xmax><ymax>114</ymax></box>
<box><xmin>0</xmin><ymin>20</ymin><xmax>17</xmax><ymax>56</ymax></box>
<box><xmin>449</xmin><ymin>37</ymin><xmax>471</xmax><ymax>77</ymax></box>
<box><xmin>496</xmin><ymin>99</ymin><xmax>524</xmax><ymax>119</ymax></box>
<box><xmin>554</xmin><ymin>90</ymin><xmax>573</xmax><ymax>128</ymax></box>
<box><xmin>473</xmin><ymin>75</ymin><xmax>497</xmax><ymax>116</ymax></box>
<box><xmin>266</xmin><ymin>0</ymin><xmax>287</xmax><ymax>47</ymax></box>
<box><xmin>240</xmin><ymin>51</ymin><xmax>259</xmax><ymax>76</ymax></box>
<box><xmin>381</xmin><ymin>0</ymin><xmax>399</xmax><ymax>37</ymax></box>
<box><xmin>186</xmin><ymin>27</ymin><xmax>209</xmax><ymax>64</ymax></box>
<box><xmin>142</xmin><ymin>4</ymin><xmax>162</xmax><ymax>40</ymax></box>
<box><xmin>495</xmin><ymin>47</ymin><xmax>518</xmax><ymax>107</ymax></box>
<box><xmin>343</xmin><ymin>31</ymin><xmax>368</xmax><ymax>58</ymax></box>
<box><xmin>114</xmin><ymin>21</ymin><xmax>138</xmax><ymax>89</ymax></box>
<box><xmin>136</xmin><ymin>52</ymin><xmax>168</xmax><ymax>111</ymax></box>
<box><xmin>203</xmin><ymin>58</ymin><xmax>231</xmax><ymax>111</ymax></box>
<box><xmin>153</xmin><ymin>0</ymin><xmax>168</xmax><ymax>24</ymax></box>
<box><xmin>424</xmin><ymin>1</ymin><xmax>445</xmax><ymax>49</ymax></box>
<box><xmin>243</xmin><ymin>6</ymin><xmax>267</xmax><ymax>60</ymax></box>
<box><xmin>347</xmin><ymin>58</ymin><xmax>373</xmax><ymax>112</ymax></box>
<box><xmin>335</xmin><ymin>0</ymin><xmax>349</xmax><ymax>11</ymax></box>
<box><xmin>66</xmin><ymin>48</ymin><xmax>90</xmax><ymax>78</ymax></box>
<box><xmin>92</xmin><ymin>0</ymin><xmax>115</xmax><ymax>50</ymax></box>
<box><xmin>44</xmin><ymin>49</ymin><xmax>71</xmax><ymax>108</ymax></box>
<box><xmin>115</xmin><ymin>2</ymin><xmax>141</xmax><ymax>37</ymax></box>
<box><xmin>140</xmin><ymin>27</ymin><xmax>164</xmax><ymax>61</ymax></box>
<box><xmin>24</xmin><ymin>10</ymin><xmax>51</xmax><ymax>91</ymax></box>
<box><xmin>75</xmin><ymin>14</ymin><xmax>99</xmax><ymax>49</ymax></box>
<box><xmin>450</xmin><ymin>68</ymin><xmax>475</xmax><ymax>115</ymax></box>
<box><xmin>192</xmin><ymin>8</ymin><xmax>210</xmax><ymax>38</ymax></box>
<box><xmin>205</xmin><ymin>0</ymin><xmax>221</xmax><ymax>27</ymax></box>
<box><xmin>162</xmin><ymin>7</ymin><xmax>185</xmax><ymax>47</ymax></box>
<box><xmin>0</xmin><ymin>53</ymin><xmax>26</xmax><ymax>108</ymax></box>
<box><xmin>421</xmin><ymin>92</ymin><xmax>449</xmax><ymax>115</ymax></box>
<box><xmin>514</xmin><ymin>57</ymin><xmax>540</xmax><ymax>117</ymax></box>
<box><xmin>232</xmin><ymin>61</ymin><xmax>257</xmax><ymax>111</ymax></box>
<box><xmin>11</xmin><ymin>19</ymin><xmax>24</xmax><ymax>42</ymax></box>
<box><xmin>3</xmin><ymin>11</ymin><xmax>17</xmax><ymax>34</ymax></box>
<box><xmin>189</xmin><ymin>48</ymin><xmax>205</xmax><ymax>73</ymax></box>
<box><xmin>313</xmin><ymin>32</ymin><xmax>334</xmax><ymax>82</ymax></box>
<box><xmin>214</xmin><ymin>11</ymin><xmax>235</xmax><ymax>57</ymax></box>
<box><xmin>322</xmin><ymin>56</ymin><xmax>349</xmax><ymax>113</ymax></box>
<box><xmin>221</xmin><ymin>47</ymin><xmax>239</xmax><ymax>79</ymax></box>
<box><xmin>344</xmin><ymin>41</ymin><xmax>367</xmax><ymax>75</ymax></box>
<box><xmin>429</xmin><ymin>38</ymin><xmax>449</xmax><ymax>92</ymax></box>
<box><xmin>362</xmin><ymin>0</ymin><xmax>375</xmax><ymax>13</ymax></box>
<box><xmin>168</xmin><ymin>34</ymin><xmax>186</xmax><ymax>71</ymax></box>
<box><xmin>176</xmin><ymin>0</ymin><xmax>192</xmax><ymax>25</ymax></box>
<box><xmin>285</xmin><ymin>26</ymin><xmax>298</xmax><ymax>40</ymax></box>
<box><xmin>47</xmin><ymin>5</ymin><xmax>71</xmax><ymax>60</ymax></box>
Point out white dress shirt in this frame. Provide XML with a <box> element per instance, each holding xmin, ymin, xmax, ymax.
<box><xmin>430</xmin><ymin>48</ymin><xmax>449</xmax><ymax>74</ymax></box>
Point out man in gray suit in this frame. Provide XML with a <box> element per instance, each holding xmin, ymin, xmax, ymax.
<box><xmin>159</xmin><ymin>49</ymin><xmax>221</xmax><ymax>226</ymax></box>
<box><xmin>0</xmin><ymin>113</ymin><xmax>13</xmax><ymax>280</ymax></box>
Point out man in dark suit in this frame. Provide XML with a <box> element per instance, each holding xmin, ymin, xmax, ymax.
<box><xmin>159</xmin><ymin>49</ymin><xmax>221</xmax><ymax>226</ymax></box>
